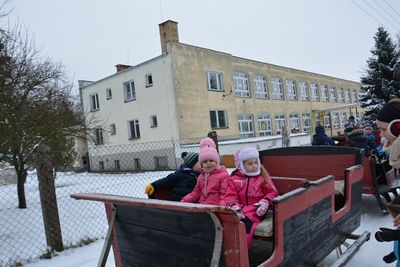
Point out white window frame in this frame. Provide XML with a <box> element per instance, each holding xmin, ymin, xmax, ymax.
<box><xmin>351</xmin><ymin>90</ymin><xmax>358</xmax><ymax>103</ymax></box>
<box><xmin>286</xmin><ymin>80</ymin><xmax>297</xmax><ymax>100</ymax></box>
<box><xmin>150</xmin><ymin>115</ymin><xmax>158</xmax><ymax>128</ymax></box>
<box><xmin>123</xmin><ymin>80</ymin><xmax>136</xmax><ymax>102</ymax></box>
<box><xmin>344</xmin><ymin>89</ymin><xmax>350</xmax><ymax>103</ymax></box>
<box><xmin>237</xmin><ymin>114</ymin><xmax>254</xmax><ymax>138</ymax></box>
<box><xmin>332</xmin><ymin>112</ymin><xmax>340</xmax><ymax>128</ymax></box>
<box><xmin>94</xmin><ymin>127</ymin><xmax>104</xmax><ymax>145</ymax></box>
<box><xmin>257</xmin><ymin>113</ymin><xmax>272</xmax><ymax>136</ymax></box>
<box><xmin>274</xmin><ymin>114</ymin><xmax>286</xmax><ymax>135</ymax></box>
<box><xmin>329</xmin><ymin>87</ymin><xmax>337</xmax><ymax>102</ymax></box>
<box><xmin>206</xmin><ymin>71</ymin><xmax>224</xmax><ymax>91</ymax></box>
<box><xmin>272</xmin><ymin>78</ymin><xmax>284</xmax><ymax>99</ymax></box>
<box><xmin>210</xmin><ymin>110</ymin><xmax>228</xmax><ymax>129</ymax></box>
<box><xmin>90</xmin><ymin>93</ymin><xmax>100</xmax><ymax>111</ymax></box>
<box><xmin>340</xmin><ymin>112</ymin><xmax>347</xmax><ymax>128</ymax></box>
<box><xmin>314</xmin><ymin>113</ymin><xmax>321</xmax><ymax>127</ymax></box>
<box><xmin>128</xmin><ymin>119</ymin><xmax>140</xmax><ymax>139</ymax></box>
<box><xmin>145</xmin><ymin>74</ymin><xmax>153</xmax><ymax>87</ymax></box>
<box><xmin>324</xmin><ymin>113</ymin><xmax>331</xmax><ymax>129</ymax></box>
<box><xmin>106</xmin><ymin>88</ymin><xmax>112</xmax><ymax>100</ymax></box>
<box><xmin>321</xmin><ymin>85</ymin><xmax>328</xmax><ymax>102</ymax></box>
<box><xmin>254</xmin><ymin>75</ymin><xmax>268</xmax><ymax>99</ymax></box>
<box><xmin>299</xmin><ymin>81</ymin><xmax>309</xmax><ymax>101</ymax></box>
<box><xmin>289</xmin><ymin>113</ymin><xmax>300</xmax><ymax>133</ymax></box>
<box><xmin>310</xmin><ymin>83</ymin><xmax>319</xmax><ymax>101</ymax></box>
<box><xmin>233</xmin><ymin>71</ymin><xmax>250</xmax><ymax>97</ymax></box>
<box><xmin>337</xmin><ymin>88</ymin><xmax>344</xmax><ymax>103</ymax></box>
<box><xmin>302</xmin><ymin>113</ymin><xmax>312</xmax><ymax>132</ymax></box>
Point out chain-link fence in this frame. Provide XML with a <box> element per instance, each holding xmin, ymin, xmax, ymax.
<box><xmin>0</xmin><ymin>133</ymin><xmax>311</xmax><ymax>266</ymax></box>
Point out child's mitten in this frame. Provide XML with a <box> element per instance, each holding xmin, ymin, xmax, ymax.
<box><xmin>375</xmin><ymin>227</ymin><xmax>400</xmax><ymax>242</ymax></box>
<box><xmin>254</xmin><ymin>199</ymin><xmax>269</xmax><ymax>217</ymax></box>
<box><xmin>383</xmin><ymin>251</ymin><xmax>397</xmax><ymax>264</ymax></box>
<box><xmin>229</xmin><ymin>203</ymin><xmax>245</xmax><ymax>219</ymax></box>
<box><xmin>144</xmin><ymin>184</ymin><xmax>155</xmax><ymax>195</ymax></box>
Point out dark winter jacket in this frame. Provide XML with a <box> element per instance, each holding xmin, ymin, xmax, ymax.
<box><xmin>346</xmin><ymin>129</ymin><xmax>369</xmax><ymax>149</ymax></box>
<box><xmin>151</xmin><ymin>164</ymin><xmax>199</xmax><ymax>201</ymax></box>
<box><xmin>312</xmin><ymin>125</ymin><xmax>336</xmax><ymax>146</ymax></box>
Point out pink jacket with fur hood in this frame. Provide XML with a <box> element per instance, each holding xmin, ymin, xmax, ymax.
<box><xmin>181</xmin><ymin>166</ymin><xmax>229</xmax><ymax>205</ymax></box>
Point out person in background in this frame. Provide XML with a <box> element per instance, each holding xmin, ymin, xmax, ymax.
<box><xmin>180</xmin><ymin>137</ymin><xmax>229</xmax><ymax>205</ymax></box>
<box><xmin>312</xmin><ymin>125</ymin><xmax>336</xmax><ymax>146</ymax></box>
<box><xmin>344</xmin><ymin>124</ymin><xmax>369</xmax><ymax>150</ymax></box>
<box><xmin>345</xmin><ymin>115</ymin><xmax>356</xmax><ymax>128</ymax></box>
<box><xmin>224</xmin><ymin>147</ymin><xmax>279</xmax><ymax>248</ymax></box>
<box><xmin>363</xmin><ymin>123</ymin><xmax>377</xmax><ymax>156</ymax></box>
<box><xmin>144</xmin><ymin>152</ymin><xmax>200</xmax><ymax>201</ymax></box>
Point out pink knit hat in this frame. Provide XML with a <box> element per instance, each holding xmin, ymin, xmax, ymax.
<box><xmin>234</xmin><ymin>147</ymin><xmax>260</xmax><ymax>176</ymax></box>
<box><xmin>198</xmin><ymin>137</ymin><xmax>220</xmax><ymax>165</ymax></box>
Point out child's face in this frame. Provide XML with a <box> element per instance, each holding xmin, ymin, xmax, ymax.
<box><xmin>201</xmin><ymin>160</ymin><xmax>217</xmax><ymax>172</ymax></box>
<box><xmin>243</xmin><ymin>158</ymin><xmax>259</xmax><ymax>173</ymax></box>
<box><xmin>192</xmin><ymin>162</ymin><xmax>202</xmax><ymax>172</ymax></box>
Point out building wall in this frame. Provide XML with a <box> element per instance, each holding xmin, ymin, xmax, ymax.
<box><xmin>169</xmin><ymin>42</ymin><xmax>361</xmax><ymax>140</ymax></box>
<box><xmin>80</xmin><ymin>54</ymin><xmax>180</xmax><ymax>150</ymax></box>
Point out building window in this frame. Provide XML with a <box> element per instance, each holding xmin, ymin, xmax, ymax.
<box><xmin>145</xmin><ymin>74</ymin><xmax>153</xmax><ymax>87</ymax></box>
<box><xmin>320</xmin><ymin>85</ymin><xmax>328</xmax><ymax>102</ymax></box>
<box><xmin>332</xmin><ymin>112</ymin><xmax>340</xmax><ymax>128</ymax></box>
<box><xmin>289</xmin><ymin>113</ymin><xmax>300</xmax><ymax>133</ymax></box>
<box><xmin>90</xmin><ymin>93</ymin><xmax>100</xmax><ymax>111</ymax></box>
<box><xmin>302</xmin><ymin>113</ymin><xmax>312</xmax><ymax>132</ymax></box>
<box><xmin>274</xmin><ymin>114</ymin><xmax>286</xmax><ymax>135</ymax></box>
<box><xmin>128</xmin><ymin>119</ymin><xmax>140</xmax><ymax>139</ymax></box>
<box><xmin>351</xmin><ymin>90</ymin><xmax>358</xmax><ymax>103</ymax></box>
<box><xmin>237</xmin><ymin>114</ymin><xmax>254</xmax><ymax>138</ymax></box>
<box><xmin>150</xmin><ymin>115</ymin><xmax>158</xmax><ymax>128</ymax></box>
<box><xmin>210</xmin><ymin>110</ymin><xmax>228</xmax><ymax>129</ymax></box>
<box><xmin>233</xmin><ymin>71</ymin><xmax>250</xmax><ymax>97</ymax></box>
<box><xmin>258</xmin><ymin>113</ymin><xmax>272</xmax><ymax>136</ymax></box>
<box><xmin>114</xmin><ymin>160</ymin><xmax>121</xmax><ymax>170</ymax></box>
<box><xmin>286</xmin><ymin>80</ymin><xmax>297</xmax><ymax>100</ymax></box>
<box><xmin>106</xmin><ymin>88</ymin><xmax>112</xmax><ymax>100</ymax></box>
<box><xmin>344</xmin><ymin>89</ymin><xmax>350</xmax><ymax>103</ymax></box>
<box><xmin>109</xmin><ymin>124</ymin><xmax>116</xmax><ymax>135</ymax></box>
<box><xmin>155</xmin><ymin>156</ymin><xmax>169</xmax><ymax>169</ymax></box>
<box><xmin>299</xmin><ymin>81</ymin><xmax>309</xmax><ymax>101</ymax></box>
<box><xmin>254</xmin><ymin>75</ymin><xmax>268</xmax><ymax>99</ymax></box>
<box><xmin>94</xmin><ymin>128</ymin><xmax>104</xmax><ymax>145</ymax></box>
<box><xmin>340</xmin><ymin>112</ymin><xmax>347</xmax><ymax>128</ymax></box>
<box><xmin>123</xmin><ymin>80</ymin><xmax>136</xmax><ymax>102</ymax></box>
<box><xmin>314</xmin><ymin>113</ymin><xmax>321</xmax><ymax>127</ymax></box>
<box><xmin>323</xmin><ymin>113</ymin><xmax>331</xmax><ymax>129</ymax></box>
<box><xmin>272</xmin><ymin>78</ymin><xmax>283</xmax><ymax>99</ymax></box>
<box><xmin>337</xmin><ymin>88</ymin><xmax>344</xmax><ymax>103</ymax></box>
<box><xmin>134</xmin><ymin>158</ymin><xmax>141</xmax><ymax>170</ymax></box>
<box><xmin>206</xmin><ymin>71</ymin><xmax>224</xmax><ymax>91</ymax></box>
<box><xmin>99</xmin><ymin>161</ymin><xmax>104</xmax><ymax>170</ymax></box>
<box><xmin>310</xmin><ymin>83</ymin><xmax>319</xmax><ymax>101</ymax></box>
<box><xmin>329</xmin><ymin>87</ymin><xmax>337</xmax><ymax>102</ymax></box>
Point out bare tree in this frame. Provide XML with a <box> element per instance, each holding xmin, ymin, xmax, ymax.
<box><xmin>0</xmin><ymin>25</ymin><xmax>95</xmax><ymax>208</ymax></box>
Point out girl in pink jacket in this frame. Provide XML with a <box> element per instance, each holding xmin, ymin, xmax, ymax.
<box><xmin>224</xmin><ymin>147</ymin><xmax>279</xmax><ymax>248</ymax></box>
<box><xmin>181</xmin><ymin>137</ymin><xmax>229</xmax><ymax>205</ymax></box>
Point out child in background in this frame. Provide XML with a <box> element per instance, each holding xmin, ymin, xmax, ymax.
<box><xmin>181</xmin><ymin>137</ymin><xmax>229</xmax><ymax>205</ymax></box>
<box><xmin>224</xmin><ymin>147</ymin><xmax>279</xmax><ymax>248</ymax></box>
<box><xmin>144</xmin><ymin>152</ymin><xmax>200</xmax><ymax>201</ymax></box>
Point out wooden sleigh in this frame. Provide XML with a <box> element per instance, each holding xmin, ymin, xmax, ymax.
<box><xmin>71</xmin><ymin>146</ymin><xmax>370</xmax><ymax>267</ymax></box>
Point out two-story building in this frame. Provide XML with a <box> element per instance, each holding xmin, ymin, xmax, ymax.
<box><xmin>80</xmin><ymin>20</ymin><xmax>361</xmax><ymax>171</ymax></box>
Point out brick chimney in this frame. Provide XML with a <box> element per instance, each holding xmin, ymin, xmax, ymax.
<box><xmin>115</xmin><ymin>64</ymin><xmax>132</xmax><ymax>73</ymax></box>
<box><xmin>159</xmin><ymin>20</ymin><xmax>179</xmax><ymax>54</ymax></box>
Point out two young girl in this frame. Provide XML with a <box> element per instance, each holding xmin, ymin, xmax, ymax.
<box><xmin>180</xmin><ymin>138</ymin><xmax>278</xmax><ymax>248</ymax></box>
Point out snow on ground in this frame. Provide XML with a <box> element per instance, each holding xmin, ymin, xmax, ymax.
<box><xmin>24</xmin><ymin>195</ymin><xmax>398</xmax><ymax>267</ymax></box>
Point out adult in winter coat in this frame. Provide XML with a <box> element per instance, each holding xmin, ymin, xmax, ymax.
<box><xmin>181</xmin><ymin>137</ymin><xmax>229</xmax><ymax>205</ymax></box>
<box><xmin>344</xmin><ymin>125</ymin><xmax>369</xmax><ymax>150</ymax></box>
<box><xmin>144</xmin><ymin>152</ymin><xmax>200</xmax><ymax>201</ymax></box>
<box><xmin>224</xmin><ymin>147</ymin><xmax>279</xmax><ymax>248</ymax></box>
<box><xmin>312</xmin><ymin>125</ymin><xmax>336</xmax><ymax>146</ymax></box>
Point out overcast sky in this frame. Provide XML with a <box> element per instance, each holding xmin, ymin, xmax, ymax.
<box><xmin>2</xmin><ymin>0</ymin><xmax>400</xmax><ymax>92</ymax></box>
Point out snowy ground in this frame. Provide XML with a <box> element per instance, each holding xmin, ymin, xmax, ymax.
<box><xmin>24</xmin><ymin>195</ymin><xmax>397</xmax><ymax>267</ymax></box>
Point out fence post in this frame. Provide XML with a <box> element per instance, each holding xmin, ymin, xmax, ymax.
<box><xmin>36</xmin><ymin>145</ymin><xmax>64</xmax><ymax>252</ymax></box>
<box><xmin>208</xmin><ymin>131</ymin><xmax>219</xmax><ymax>153</ymax></box>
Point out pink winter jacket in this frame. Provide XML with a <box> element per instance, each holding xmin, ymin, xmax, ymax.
<box><xmin>224</xmin><ymin>170</ymin><xmax>279</xmax><ymax>224</ymax></box>
<box><xmin>181</xmin><ymin>166</ymin><xmax>229</xmax><ymax>205</ymax></box>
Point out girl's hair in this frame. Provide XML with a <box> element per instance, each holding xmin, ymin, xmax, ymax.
<box><xmin>260</xmin><ymin>165</ymin><xmax>271</xmax><ymax>184</ymax></box>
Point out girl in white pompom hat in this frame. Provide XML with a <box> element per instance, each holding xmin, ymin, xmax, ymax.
<box><xmin>224</xmin><ymin>146</ymin><xmax>279</xmax><ymax>248</ymax></box>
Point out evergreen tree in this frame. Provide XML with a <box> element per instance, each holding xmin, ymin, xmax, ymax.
<box><xmin>360</xmin><ymin>27</ymin><xmax>400</xmax><ymax>120</ymax></box>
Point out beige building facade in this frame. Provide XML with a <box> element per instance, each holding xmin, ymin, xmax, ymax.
<box><xmin>79</xmin><ymin>20</ymin><xmax>361</xmax><ymax>171</ymax></box>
